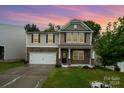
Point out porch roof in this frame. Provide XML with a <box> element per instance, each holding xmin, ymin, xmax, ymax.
<box><xmin>58</xmin><ymin>45</ymin><xmax>92</xmax><ymax>49</ymax></box>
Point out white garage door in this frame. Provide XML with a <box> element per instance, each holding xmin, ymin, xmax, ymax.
<box><xmin>30</xmin><ymin>52</ymin><xmax>56</xmax><ymax>64</ymax></box>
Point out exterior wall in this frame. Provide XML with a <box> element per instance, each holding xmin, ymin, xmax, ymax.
<box><xmin>85</xmin><ymin>33</ymin><xmax>90</xmax><ymax>44</ymax></box>
<box><xmin>60</xmin><ymin>33</ymin><xmax>65</xmax><ymax>44</ymax></box>
<box><xmin>26</xmin><ymin>33</ymin><xmax>59</xmax><ymax>47</ymax></box>
<box><xmin>0</xmin><ymin>24</ymin><xmax>25</xmax><ymax>60</ymax></box>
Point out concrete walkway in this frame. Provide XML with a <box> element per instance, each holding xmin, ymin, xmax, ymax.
<box><xmin>0</xmin><ymin>65</ymin><xmax>54</xmax><ymax>88</ymax></box>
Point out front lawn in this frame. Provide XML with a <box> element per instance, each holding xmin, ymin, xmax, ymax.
<box><xmin>43</xmin><ymin>68</ymin><xmax>124</xmax><ymax>88</ymax></box>
<box><xmin>0</xmin><ymin>61</ymin><xmax>25</xmax><ymax>72</ymax></box>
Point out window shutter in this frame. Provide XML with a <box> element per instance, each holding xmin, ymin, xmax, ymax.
<box><xmin>38</xmin><ymin>34</ymin><xmax>40</xmax><ymax>43</ymax></box>
<box><xmin>46</xmin><ymin>34</ymin><xmax>48</xmax><ymax>43</ymax></box>
<box><xmin>53</xmin><ymin>34</ymin><xmax>55</xmax><ymax>43</ymax></box>
<box><xmin>31</xmin><ymin>34</ymin><xmax>33</xmax><ymax>43</ymax></box>
<box><xmin>64</xmin><ymin>33</ymin><xmax>66</xmax><ymax>42</ymax></box>
<box><xmin>84</xmin><ymin>33</ymin><xmax>86</xmax><ymax>43</ymax></box>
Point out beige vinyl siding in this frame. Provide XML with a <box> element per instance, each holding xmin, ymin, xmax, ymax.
<box><xmin>60</xmin><ymin>33</ymin><xmax>65</xmax><ymax>44</ymax></box>
<box><xmin>86</xmin><ymin>33</ymin><xmax>90</xmax><ymax>44</ymax></box>
<box><xmin>66</xmin><ymin>33</ymin><xmax>72</xmax><ymax>43</ymax></box>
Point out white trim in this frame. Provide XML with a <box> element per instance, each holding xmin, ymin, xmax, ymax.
<box><xmin>68</xmin><ymin>48</ymin><xmax>70</xmax><ymax>59</ymax></box>
<box><xmin>26</xmin><ymin>45</ymin><xmax>58</xmax><ymax>48</ymax></box>
<box><xmin>25</xmin><ymin>34</ymin><xmax>28</xmax><ymax>61</ymax></box>
<box><xmin>59</xmin><ymin>48</ymin><xmax>61</xmax><ymax>59</ymax></box>
<box><xmin>90</xmin><ymin>33</ymin><xmax>92</xmax><ymax>45</ymax></box>
<box><xmin>59</xmin><ymin>32</ymin><xmax>60</xmax><ymax>44</ymax></box>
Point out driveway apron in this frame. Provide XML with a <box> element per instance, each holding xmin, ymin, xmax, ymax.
<box><xmin>0</xmin><ymin>65</ymin><xmax>54</xmax><ymax>88</ymax></box>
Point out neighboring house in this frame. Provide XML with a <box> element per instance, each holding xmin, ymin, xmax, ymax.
<box><xmin>0</xmin><ymin>24</ymin><xmax>25</xmax><ymax>61</ymax></box>
<box><xmin>0</xmin><ymin>43</ymin><xmax>4</xmax><ymax>60</ymax></box>
<box><xmin>26</xmin><ymin>19</ymin><xmax>95</xmax><ymax>65</ymax></box>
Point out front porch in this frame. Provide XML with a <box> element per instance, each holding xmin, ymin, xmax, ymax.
<box><xmin>58</xmin><ymin>48</ymin><xmax>92</xmax><ymax>65</ymax></box>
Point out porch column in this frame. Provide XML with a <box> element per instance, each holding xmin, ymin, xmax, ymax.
<box><xmin>59</xmin><ymin>48</ymin><xmax>61</xmax><ymax>59</ymax></box>
<box><xmin>59</xmin><ymin>32</ymin><xmax>60</xmax><ymax>44</ymax></box>
<box><xmin>68</xmin><ymin>48</ymin><xmax>71</xmax><ymax>65</ymax></box>
<box><xmin>90</xmin><ymin>33</ymin><xmax>92</xmax><ymax>45</ymax></box>
<box><xmin>58</xmin><ymin>48</ymin><xmax>61</xmax><ymax>64</ymax></box>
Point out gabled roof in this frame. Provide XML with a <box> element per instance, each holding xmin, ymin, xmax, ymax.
<box><xmin>61</xmin><ymin>19</ymin><xmax>93</xmax><ymax>32</ymax></box>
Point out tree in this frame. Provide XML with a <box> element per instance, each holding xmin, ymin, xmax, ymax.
<box><xmin>44</xmin><ymin>23</ymin><xmax>60</xmax><ymax>32</ymax></box>
<box><xmin>95</xmin><ymin>16</ymin><xmax>124</xmax><ymax>68</ymax></box>
<box><xmin>84</xmin><ymin>20</ymin><xmax>101</xmax><ymax>44</ymax></box>
<box><xmin>24</xmin><ymin>24</ymin><xmax>40</xmax><ymax>32</ymax></box>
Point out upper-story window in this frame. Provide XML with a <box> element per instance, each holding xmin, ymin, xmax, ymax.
<box><xmin>46</xmin><ymin>34</ymin><xmax>55</xmax><ymax>44</ymax></box>
<box><xmin>31</xmin><ymin>34</ymin><xmax>40</xmax><ymax>43</ymax></box>
<box><xmin>66</xmin><ymin>32</ymin><xmax>84</xmax><ymax>43</ymax></box>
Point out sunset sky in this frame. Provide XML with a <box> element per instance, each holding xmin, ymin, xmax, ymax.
<box><xmin>0</xmin><ymin>5</ymin><xmax>124</xmax><ymax>32</ymax></box>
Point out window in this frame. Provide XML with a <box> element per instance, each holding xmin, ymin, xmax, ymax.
<box><xmin>79</xmin><ymin>33</ymin><xmax>84</xmax><ymax>43</ymax></box>
<box><xmin>73</xmin><ymin>51</ymin><xmax>78</xmax><ymax>60</ymax></box>
<box><xmin>73</xmin><ymin>50</ymin><xmax>84</xmax><ymax>60</ymax></box>
<box><xmin>66</xmin><ymin>33</ymin><xmax>72</xmax><ymax>43</ymax></box>
<box><xmin>73</xmin><ymin>33</ymin><xmax>78</xmax><ymax>42</ymax></box>
<box><xmin>66</xmin><ymin>32</ymin><xmax>85</xmax><ymax>43</ymax></box>
<box><xmin>46</xmin><ymin>34</ymin><xmax>54</xmax><ymax>44</ymax></box>
<box><xmin>48</xmin><ymin>34</ymin><xmax>53</xmax><ymax>43</ymax></box>
<box><xmin>33</xmin><ymin>34</ymin><xmax>39</xmax><ymax>43</ymax></box>
<box><xmin>74</xmin><ymin>25</ymin><xmax>77</xmax><ymax>29</ymax></box>
<box><xmin>31</xmin><ymin>34</ymin><xmax>33</xmax><ymax>43</ymax></box>
<box><xmin>79</xmin><ymin>51</ymin><xmax>84</xmax><ymax>60</ymax></box>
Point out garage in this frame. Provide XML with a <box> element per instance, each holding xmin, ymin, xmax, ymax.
<box><xmin>29</xmin><ymin>52</ymin><xmax>56</xmax><ymax>64</ymax></box>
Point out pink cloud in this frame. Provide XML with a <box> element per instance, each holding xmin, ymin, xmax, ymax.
<box><xmin>1</xmin><ymin>9</ymin><xmax>120</xmax><ymax>32</ymax></box>
<box><xmin>54</xmin><ymin>5</ymin><xmax>82</xmax><ymax>11</ymax></box>
<box><xmin>2</xmin><ymin>11</ymin><xmax>71</xmax><ymax>29</ymax></box>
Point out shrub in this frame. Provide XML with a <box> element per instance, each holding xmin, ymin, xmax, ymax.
<box><xmin>114</xmin><ymin>65</ymin><xmax>120</xmax><ymax>71</ymax></box>
<box><xmin>83</xmin><ymin>66</ymin><xmax>90</xmax><ymax>69</ymax></box>
<box><xmin>55</xmin><ymin>64</ymin><xmax>62</xmax><ymax>68</ymax></box>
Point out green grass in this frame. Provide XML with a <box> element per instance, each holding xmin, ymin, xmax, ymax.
<box><xmin>43</xmin><ymin>68</ymin><xmax>124</xmax><ymax>88</ymax></box>
<box><xmin>0</xmin><ymin>61</ymin><xmax>25</xmax><ymax>72</ymax></box>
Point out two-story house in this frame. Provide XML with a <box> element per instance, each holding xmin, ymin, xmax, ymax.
<box><xmin>26</xmin><ymin>19</ymin><xmax>94</xmax><ymax>66</ymax></box>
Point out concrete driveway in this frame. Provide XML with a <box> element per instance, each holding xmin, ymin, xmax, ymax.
<box><xmin>0</xmin><ymin>65</ymin><xmax>54</xmax><ymax>88</ymax></box>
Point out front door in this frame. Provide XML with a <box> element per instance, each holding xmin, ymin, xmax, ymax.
<box><xmin>62</xmin><ymin>51</ymin><xmax>67</xmax><ymax>64</ymax></box>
